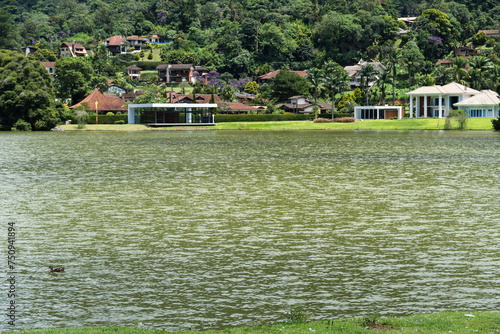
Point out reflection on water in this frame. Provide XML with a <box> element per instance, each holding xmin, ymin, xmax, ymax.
<box><xmin>1</xmin><ymin>130</ymin><xmax>500</xmax><ymax>331</ymax></box>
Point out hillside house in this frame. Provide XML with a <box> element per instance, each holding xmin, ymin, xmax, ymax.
<box><xmin>277</xmin><ymin>96</ymin><xmax>332</xmax><ymax>114</ymax></box>
<box><xmin>156</xmin><ymin>64</ymin><xmax>209</xmax><ymax>83</ymax></box>
<box><xmin>104</xmin><ymin>35</ymin><xmax>148</xmax><ymax>55</ymax></box>
<box><xmin>60</xmin><ymin>43</ymin><xmax>88</xmax><ymax>57</ymax></box>
<box><xmin>126</xmin><ymin>65</ymin><xmax>142</xmax><ymax>80</ymax></box>
<box><xmin>40</xmin><ymin>62</ymin><xmax>55</xmax><ymax>75</ymax></box>
<box><xmin>344</xmin><ymin>59</ymin><xmax>386</xmax><ymax>88</ymax></box>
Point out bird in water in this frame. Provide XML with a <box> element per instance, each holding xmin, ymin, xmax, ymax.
<box><xmin>49</xmin><ymin>266</ymin><xmax>65</xmax><ymax>272</ymax></box>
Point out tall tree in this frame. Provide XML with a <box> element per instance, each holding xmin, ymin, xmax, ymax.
<box><xmin>322</xmin><ymin>61</ymin><xmax>349</xmax><ymax>116</ymax></box>
<box><xmin>468</xmin><ymin>56</ymin><xmax>492</xmax><ymax>90</ymax></box>
<box><xmin>358</xmin><ymin>64</ymin><xmax>379</xmax><ymax>105</ymax></box>
<box><xmin>54</xmin><ymin>57</ymin><xmax>94</xmax><ymax>104</ymax></box>
<box><xmin>0</xmin><ymin>50</ymin><xmax>63</xmax><ymax>130</ymax></box>
<box><xmin>385</xmin><ymin>47</ymin><xmax>401</xmax><ymax>106</ymax></box>
<box><xmin>374</xmin><ymin>71</ymin><xmax>392</xmax><ymax>106</ymax></box>
<box><xmin>444</xmin><ymin>56</ymin><xmax>469</xmax><ymax>85</ymax></box>
<box><xmin>306</xmin><ymin>67</ymin><xmax>324</xmax><ymax>111</ymax></box>
<box><xmin>0</xmin><ymin>10</ymin><xmax>20</xmax><ymax>50</ymax></box>
<box><xmin>401</xmin><ymin>41</ymin><xmax>424</xmax><ymax>91</ymax></box>
<box><xmin>270</xmin><ymin>69</ymin><xmax>309</xmax><ymax>102</ymax></box>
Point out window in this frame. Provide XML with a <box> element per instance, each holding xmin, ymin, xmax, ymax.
<box><xmin>433</xmin><ymin>97</ymin><xmax>444</xmax><ymax>106</ymax></box>
<box><xmin>469</xmin><ymin>109</ymin><xmax>485</xmax><ymax>118</ymax></box>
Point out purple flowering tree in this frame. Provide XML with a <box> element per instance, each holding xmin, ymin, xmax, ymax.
<box><xmin>204</xmin><ymin>71</ymin><xmax>224</xmax><ymax>93</ymax></box>
<box><xmin>157</xmin><ymin>12</ymin><xmax>167</xmax><ymax>25</ymax></box>
<box><xmin>228</xmin><ymin>77</ymin><xmax>251</xmax><ymax>92</ymax></box>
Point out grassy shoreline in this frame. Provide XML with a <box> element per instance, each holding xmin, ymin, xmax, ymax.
<box><xmin>58</xmin><ymin>118</ymin><xmax>497</xmax><ymax>131</ymax></box>
<box><xmin>14</xmin><ymin>312</ymin><xmax>500</xmax><ymax>333</ymax></box>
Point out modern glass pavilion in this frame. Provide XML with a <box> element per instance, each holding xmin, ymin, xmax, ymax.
<box><xmin>127</xmin><ymin>103</ymin><xmax>218</xmax><ymax>125</ymax></box>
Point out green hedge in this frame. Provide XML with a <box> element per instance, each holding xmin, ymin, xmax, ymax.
<box><xmin>214</xmin><ymin>114</ymin><xmax>315</xmax><ymax>122</ymax></box>
<box><xmin>67</xmin><ymin>115</ymin><xmax>128</xmax><ymax>124</ymax></box>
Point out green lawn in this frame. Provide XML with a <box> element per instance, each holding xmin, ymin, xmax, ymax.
<box><xmin>214</xmin><ymin>118</ymin><xmax>495</xmax><ymax>131</ymax></box>
<box><xmin>14</xmin><ymin>312</ymin><xmax>500</xmax><ymax>333</ymax></box>
<box><xmin>139</xmin><ymin>47</ymin><xmax>162</xmax><ymax>62</ymax></box>
<box><xmin>58</xmin><ymin>118</ymin><xmax>497</xmax><ymax>131</ymax></box>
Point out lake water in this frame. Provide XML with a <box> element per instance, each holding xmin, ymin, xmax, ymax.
<box><xmin>1</xmin><ymin>130</ymin><xmax>500</xmax><ymax>331</ymax></box>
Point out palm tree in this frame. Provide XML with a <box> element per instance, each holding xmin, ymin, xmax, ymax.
<box><xmin>468</xmin><ymin>56</ymin><xmax>492</xmax><ymax>90</ymax></box>
<box><xmin>433</xmin><ymin>65</ymin><xmax>451</xmax><ymax>85</ymax></box>
<box><xmin>323</xmin><ymin>61</ymin><xmax>349</xmax><ymax>117</ymax></box>
<box><xmin>420</xmin><ymin>61</ymin><xmax>435</xmax><ymax>75</ymax></box>
<box><xmin>385</xmin><ymin>47</ymin><xmax>401</xmax><ymax>106</ymax></box>
<box><xmin>487</xmin><ymin>64</ymin><xmax>500</xmax><ymax>91</ymax></box>
<box><xmin>306</xmin><ymin>67</ymin><xmax>324</xmax><ymax>118</ymax></box>
<box><xmin>374</xmin><ymin>71</ymin><xmax>392</xmax><ymax>105</ymax></box>
<box><xmin>444</xmin><ymin>56</ymin><xmax>469</xmax><ymax>84</ymax></box>
<box><xmin>358</xmin><ymin>64</ymin><xmax>379</xmax><ymax>105</ymax></box>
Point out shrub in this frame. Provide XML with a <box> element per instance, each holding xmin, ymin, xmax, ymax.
<box><xmin>13</xmin><ymin>119</ymin><xmax>32</xmax><ymax>131</ymax></box>
<box><xmin>114</xmin><ymin>120</ymin><xmax>125</xmax><ymax>124</ymax></box>
<box><xmin>286</xmin><ymin>306</ymin><xmax>310</xmax><ymax>323</ymax></box>
<box><xmin>106</xmin><ymin>112</ymin><xmax>115</xmax><ymax>116</ymax></box>
<box><xmin>314</xmin><ymin>118</ymin><xmax>334</xmax><ymax>123</ymax></box>
<box><xmin>492</xmin><ymin>117</ymin><xmax>500</xmax><ymax>131</ymax></box>
<box><xmin>446</xmin><ymin>109</ymin><xmax>468</xmax><ymax>130</ymax></box>
<box><xmin>334</xmin><ymin>117</ymin><xmax>355</xmax><ymax>123</ymax></box>
<box><xmin>67</xmin><ymin>114</ymin><xmax>128</xmax><ymax>124</ymax></box>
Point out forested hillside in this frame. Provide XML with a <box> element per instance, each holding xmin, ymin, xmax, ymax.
<box><xmin>1</xmin><ymin>0</ymin><xmax>499</xmax><ymax>75</ymax></box>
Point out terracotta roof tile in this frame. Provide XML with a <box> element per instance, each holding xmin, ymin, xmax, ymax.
<box><xmin>70</xmin><ymin>89</ymin><xmax>126</xmax><ymax>111</ymax></box>
<box><xmin>105</xmin><ymin>35</ymin><xmax>126</xmax><ymax>46</ymax></box>
<box><xmin>225</xmin><ymin>103</ymin><xmax>260</xmax><ymax>111</ymax></box>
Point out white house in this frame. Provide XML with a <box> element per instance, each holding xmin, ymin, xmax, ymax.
<box><xmin>344</xmin><ymin>59</ymin><xmax>386</xmax><ymax>88</ymax></box>
<box><xmin>453</xmin><ymin>90</ymin><xmax>500</xmax><ymax>118</ymax></box>
<box><xmin>406</xmin><ymin>82</ymin><xmax>481</xmax><ymax>118</ymax></box>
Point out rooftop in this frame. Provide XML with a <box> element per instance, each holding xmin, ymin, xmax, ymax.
<box><xmin>70</xmin><ymin>89</ymin><xmax>125</xmax><ymax>111</ymax></box>
<box><xmin>454</xmin><ymin>90</ymin><xmax>500</xmax><ymax>106</ymax></box>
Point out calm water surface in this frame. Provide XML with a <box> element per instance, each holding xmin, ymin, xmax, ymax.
<box><xmin>1</xmin><ymin>130</ymin><xmax>500</xmax><ymax>331</ymax></box>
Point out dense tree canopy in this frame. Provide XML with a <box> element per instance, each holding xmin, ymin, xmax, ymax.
<box><xmin>0</xmin><ymin>50</ymin><xmax>63</xmax><ymax>130</ymax></box>
<box><xmin>270</xmin><ymin>69</ymin><xmax>309</xmax><ymax>102</ymax></box>
<box><xmin>1</xmin><ymin>0</ymin><xmax>498</xmax><ymax>71</ymax></box>
<box><xmin>0</xmin><ymin>0</ymin><xmax>499</xmax><ymax>114</ymax></box>
<box><xmin>54</xmin><ymin>57</ymin><xmax>94</xmax><ymax>104</ymax></box>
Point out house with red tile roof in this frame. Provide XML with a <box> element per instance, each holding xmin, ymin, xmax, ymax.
<box><xmin>221</xmin><ymin>103</ymin><xmax>262</xmax><ymax>114</ymax></box>
<box><xmin>478</xmin><ymin>30</ymin><xmax>500</xmax><ymax>37</ymax></box>
<box><xmin>40</xmin><ymin>62</ymin><xmax>55</xmax><ymax>75</ymax></box>
<box><xmin>104</xmin><ymin>35</ymin><xmax>148</xmax><ymax>55</ymax></box>
<box><xmin>70</xmin><ymin>89</ymin><xmax>126</xmax><ymax>113</ymax></box>
<box><xmin>126</xmin><ymin>65</ymin><xmax>142</xmax><ymax>80</ymax></box>
<box><xmin>166</xmin><ymin>92</ymin><xmax>223</xmax><ymax>104</ymax></box>
<box><xmin>60</xmin><ymin>43</ymin><xmax>88</xmax><ymax>57</ymax></box>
